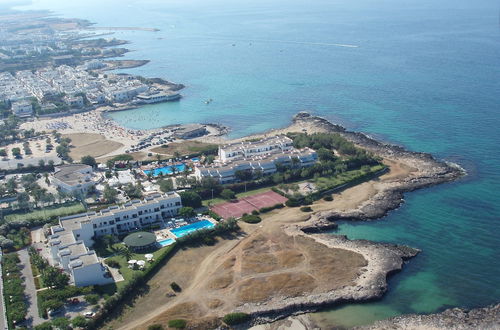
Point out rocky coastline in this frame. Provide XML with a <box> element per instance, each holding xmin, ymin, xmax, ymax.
<box><xmin>237</xmin><ymin>112</ymin><xmax>466</xmax><ymax>327</ymax></box>
<box><xmin>292</xmin><ymin>112</ymin><xmax>465</xmax><ymax>226</ymax></box>
<box><xmin>244</xmin><ymin>225</ymin><xmax>420</xmax><ymax>326</ymax></box>
<box><xmin>356</xmin><ymin>303</ymin><xmax>500</xmax><ymax>329</ymax></box>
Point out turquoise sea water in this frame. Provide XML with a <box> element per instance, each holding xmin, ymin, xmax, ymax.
<box><xmin>17</xmin><ymin>0</ymin><xmax>500</xmax><ymax>327</ymax></box>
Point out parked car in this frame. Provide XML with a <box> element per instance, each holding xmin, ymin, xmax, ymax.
<box><xmin>84</xmin><ymin>312</ymin><xmax>95</xmax><ymax>318</ymax></box>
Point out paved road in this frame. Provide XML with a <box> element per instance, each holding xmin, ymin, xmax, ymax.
<box><xmin>18</xmin><ymin>249</ymin><xmax>44</xmax><ymax>327</ymax></box>
<box><xmin>0</xmin><ymin>251</ymin><xmax>7</xmax><ymax>330</ymax></box>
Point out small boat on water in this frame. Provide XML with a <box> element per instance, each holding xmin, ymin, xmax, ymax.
<box><xmin>205</xmin><ymin>98</ymin><xmax>213</xmax><ymax>104</ymax></box>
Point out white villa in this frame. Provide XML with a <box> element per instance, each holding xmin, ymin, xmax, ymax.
<box><xmin>48</xmin><ymin>192</ymin><xmax>182</xmax><ymax>286</ymax></box>
<box><xmin>51</xmin><ymin>164</ymin><xmax>98</xmax><ymax>195</ymax></box>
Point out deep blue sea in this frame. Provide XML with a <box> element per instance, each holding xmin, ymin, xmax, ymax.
<box><xmin>17</xmin><ymin>0</ymin><xmax>500</xmax><ymax>327</ymax></box>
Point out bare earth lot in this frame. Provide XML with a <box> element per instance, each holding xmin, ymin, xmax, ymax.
<box><xmin>63</xmin><ymin>133</ymin><xmax>123</xmax><ymax>160</ymax></box>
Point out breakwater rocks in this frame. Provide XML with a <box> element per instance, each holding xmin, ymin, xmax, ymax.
<box><xmin>356</xmin><ymin>303</ymin><xmax>500</xmax><ymax>330</ymax></box>
<box><xmin>293</xmin><ymin>112</ymin><xmax>465</xmax><ymax>221</ymax></box>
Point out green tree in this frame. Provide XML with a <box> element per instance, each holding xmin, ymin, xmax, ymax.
<box><xmin>71</xmin><ymin>316</ymin><xmax>88</xmax><ymax>328</ymax></box>
<box><xmin>118</xmin><ymin>246</ymin><xmax>133</xmax><ymax>261</ymax></box>
<box><xmin>234</xmin><ymin>170</ymin><xmax>252</xmax><ymax>182</ymax></box>
<box><xmin>220</xmin><ymin>188</ymin><xmax>236</xmax><ymax>200</ymax></box>
<box><xmin>11</xmin><ymin>147</ymin><xmax>21</xmax><ymax>157</ymax></box>
<box><xmin>158</xmin><ymin>178</ymin><xmax>174</xmax><ymax>192</ymax></box>
<box><xmin>0</xmin><ymin>149</ymin><xmax>7</xmax><ymax>157</ymax></box>
<box><xmin>178</xmin><ymin>206</ymin><xmax>195</xmax><ymax>218</ymax></box>
<box><xmin>52</xmin><ymin>317</ymin><xmax>70</xmax><ymax>329</ymax></box>
<box><xmin>80</xmin><ymin>155</ymin><xmax>97</xmax><ymax>168</ymax></box>
<box><xmin>16</xmin><ymin>192</ymin><xmax>30</xmax><ymax>209</ymax></box>
<box><xmin>41</xmin><ymin>266</ymin><xmax>69</xmax><ymax>289</ymax></box>
<box><xmin>84</xmin><ymin>293</ymin><xmax>100</xmax><ymax>305</ymax></box>
<box><xmin>179</xmin><ymin>191</ymin><xmax>202</xmax><ymax>208</ymax></box>
<box><xmin>103</xmin><ymin>184</ymin><xmax>118</xmax><ymax>203</ymax></box>
<box><xmin>148</xmin><ymin>325</ymin><xmax>164</xmax><ymax>330</ymax></box>
<box><xmin>35</xmin><ymin>321</ymin><xmax>54</xmax><ymax>330</ymax></box>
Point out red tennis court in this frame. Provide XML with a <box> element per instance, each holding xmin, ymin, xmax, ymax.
<box><xmin>211</xmin><ymin>190</ymin><xmax>288</xmax><ymax>219</ymax></box>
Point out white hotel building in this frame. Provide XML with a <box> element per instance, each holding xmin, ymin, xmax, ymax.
<box><xmin>194</xmin><ymin>135</ymin><xmax>318</xmax><ymax>184</ymax></box>
<box><xmin>48</xmin><ymin>192</ymin><xmax>182</xmax><ymax>286</ymax></box>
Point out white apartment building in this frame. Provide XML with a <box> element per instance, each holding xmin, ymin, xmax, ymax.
<box><xmin>218</xmin><ymin>135</ymin><xmax>294</xmax><ymax>162</ymax></box>
<box><xmin>11</xmin><ymin>100</ymin><xmax>33</xmax><ymax>117</ymax></box>
<box><xmin>49</xmin><ymin>192</ymin><xmax>182</xmax><ymax>286</ymax></box>
<box><xmin>64</xmin><ymin>95</ymin><xmax>84</xmax><ymax>108</ymax></box>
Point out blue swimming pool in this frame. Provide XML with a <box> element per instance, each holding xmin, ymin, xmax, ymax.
<box><xmin>170</xmin><ymin>220</ymin><xmax>215</xmax><ymax>238</ymax></box>
<box><xmin>158</xmin><ymin>238</ymin><xmax>175</xmax><ymax>247</ymax></box>
<box><xmin>143</xmin><ymin>163</ymin><xmax>186</xmax><ymax>177</ymax></box>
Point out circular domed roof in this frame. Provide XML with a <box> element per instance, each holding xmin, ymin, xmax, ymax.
<box><xmin>123</xmin><ymin>231</ymin><xmax>156</xmax><ymax>248</ymax></box>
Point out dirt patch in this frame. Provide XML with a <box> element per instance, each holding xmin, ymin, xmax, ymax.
<box><xmin>237</xmin><ymin>272</ymin><xmax>317</xmax><ymax>303</ymax></box>
<box><xmin>151</xmin><ymin>141</ymin><xmax>218</xmax><ymax>156</ymax></box>
<box><xmin>241</xmin><ymin>253</ymin><xmax>278</xmax><ymax>274</ymax></box>
<box><xmin>276</xmin><ymin>250</ymin><xmax>305</xmax><ymax>268</ymax></box>
<box><xmin>206</xmin><ymin>299</ymin><xmax>224</xmax><ymax>309</ymax></box>
<box><xmin>208</xmin><ymin>272</ymin><xmax>234</xmax><ymax>290</ymax></box>
<box><xmin>63</xmin><ymin>133</ymin><xmax>123</xmax><ymax>159</ymax></box>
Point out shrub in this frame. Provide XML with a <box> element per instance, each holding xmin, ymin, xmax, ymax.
<box><xmin>84</xmin><ymin>293</ymin><xmax>100</xmax><ymax>305</ymax></box>
<box><xmin>168</xmin><ymin>319</ymin><xmax>187</xmax><ymax>329</ymax></box>
<box><xmin>323</xmin><ymin>195</ymin><xmax>333</xmax><ymax>201</ymax></box>
<box><xmin>72</xmin><ymin>316</ymin><xmax>88</xmax><ymax>328</ymax></box>
<box><xmin>147</xmin><ymin>324</ymin><xmax>164</xmax><ymax>330</ymax></box>
<box><xmin>251</xmin><ymin>210</ymin><xmax>259</xmax><ymax>215</ymax></box>
<box><xmin>220</xmin><ymin>188</ymin><xmax>236</xmax><ymax>200</ymax></box>
<box><xmin>259</xmin><ymin>203</ymin><xmax>284</xmax><ymax>213</ymax></box>
<box><xmin>223</xmin><ymin>312</ymin><xmax>250</xmax><ymax>325</ymax></box>
<box><xmin>300</xmin><ymin>206</ymin><xmax>312</xmax><ymax>212</ymax></box>
<box><xmin>285</xmin><ymin>199</ymin><xmax>300</xmax><ymax>207</ymax></box>
<box><xmin>104</xmin><ymin>259</ymin><xmax>120</xmax><ymax>268</ymax></box>
<box><xmin>241</xmin><ymin>214</ymin><xmax>261</xmax><ymax>224</ymax></box>
<box><xmin>170</xmin><ymin>282</ymin><xmax>181</xmax><ymax>292</ymax></box>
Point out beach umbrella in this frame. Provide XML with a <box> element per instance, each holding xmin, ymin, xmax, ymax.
<box><xmin>137</xmin><ymin>260</ymin><xmax>146</xmax><ymax>267</ymax></box>
<box><xmin>144</xmin><ymin>254</ymin><xmax>154</xmax><ymax>260</ymax></box>
<box><xmin>128</xmin><ymin>260</ymin><xmax>137</xmax><ymax>264</ymax></box>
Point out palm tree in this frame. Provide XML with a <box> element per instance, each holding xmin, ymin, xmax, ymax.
<box><xmin>118</xmin><ymin>246</ymin><xmax>133</xmax><ymax>261</ymax></box>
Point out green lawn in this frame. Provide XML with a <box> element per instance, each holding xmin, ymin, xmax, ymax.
<box><xmin>104</xmin><ymin>244</ymin><xmax>176</xmax><ymax>284</ymax></box>
<box><xmin>314</xmin><ymin>164</ymin><xmax>386</xmax><ymax>191</ymax></box>
<box><xmin>5</xmin><ymin>203</ymin><xmax>85</xmax><ymax>222</ymax></box>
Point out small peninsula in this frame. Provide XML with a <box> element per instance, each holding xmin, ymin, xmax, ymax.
<box><xmin>101</xmin><ymin>113</ymin><xmax>465</xmax><ymax>329</ymax></box>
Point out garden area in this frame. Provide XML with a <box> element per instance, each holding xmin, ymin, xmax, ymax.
<box><xmin>1</xmin><ymin>252</ymin><xmax>28</xmax><ymax>328</ymax></box>
<box><xmin>4</xmin><ymin>202</ymin><xmax>85</xmax><ymax>223</ymax></box>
